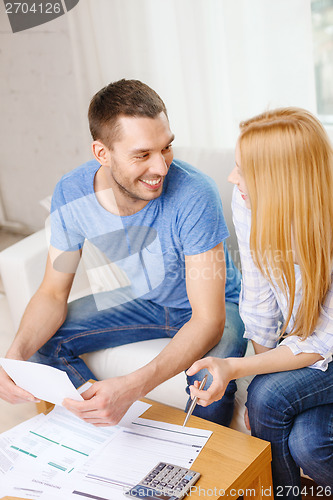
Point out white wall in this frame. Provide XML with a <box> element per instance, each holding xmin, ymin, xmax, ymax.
<box><xmin>0</xmin><ymin>9</ymin><xmax>90</xmax><ymax>232</ymax></box>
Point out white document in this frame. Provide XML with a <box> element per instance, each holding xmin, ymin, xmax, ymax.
<box><xmin>0</xmin><ymin>400</ymin><xmax>152</xmax><ymax>499</ymax></box>
<box><xmin>0</xmin><ymin>469</ymin><xmax>64</xmax><ymax>499</ymax></box>
<box><xmin>0</xmin><ymin>358</ymin><xmax>83</xmax><ymax>406</ymax></box>
<box><xmin>118</xmin><ymin>400</ymin><xmax>151</xmax><ymax>427</ymax></box>
<box><xmin>68</xmin><ymin>417</ymin><xmax>212</xmax><ymax>500</ymax></box>
<box><xmin>0</xmin><ymin>400</ymin><xmax>210</xmax><ymax>500</ymax></box>
<box><xmin>0</xmin><ymin>413</ymin><xmax>47</xmax><ymax>476</ymax></box>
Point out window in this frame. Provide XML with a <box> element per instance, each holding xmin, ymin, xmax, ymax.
<box><xmin>311</xmin><ymin>0</ymin><xmax>333</xmax><ymax>123</ymax></box>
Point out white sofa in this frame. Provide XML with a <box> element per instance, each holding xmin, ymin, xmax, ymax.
<box><xmin>0</xmin><ymin>148</ymin><xmax>253</xmax><ymax>433</ymax></box>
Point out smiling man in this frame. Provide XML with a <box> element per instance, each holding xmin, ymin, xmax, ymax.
<box><xmin>0</xmin><ymin>79</ymin><xmax>246</xmax><ymax>426</ymax></box>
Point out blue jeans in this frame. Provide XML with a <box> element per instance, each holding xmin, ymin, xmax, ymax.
<box><xmin>246</xmin><ymin>362</ymin><xmax>333</xmax><ymax>500</ymax></box>
<box><xmin>32</xmin><ymin>287</ymin><xmax>247</xmax><ymax>426</ymax></box>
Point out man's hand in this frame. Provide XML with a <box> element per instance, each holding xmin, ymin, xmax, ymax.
<box><xmin>0</xmin><ymin>367</ymin><xmax>39</xmax><ymax>404</ymax></box>
<box><xmin>186</xmin><ymin>356</ymin><xmax>234</xmax><ymax>407</ymax></box>
<box><xmin>63</xmin><ymin>375</ymin><xmax>139</xmax><ymax>426</ymax></box>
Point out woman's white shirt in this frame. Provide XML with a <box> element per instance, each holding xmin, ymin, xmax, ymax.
<box><xmin>232</xmin><ymin>186</ymin><xmax>333</xmax><ymax>371</ymax></box>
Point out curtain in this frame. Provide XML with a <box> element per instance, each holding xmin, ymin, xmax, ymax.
<box><xmin>66</xmin><ymin>0</ymin><xmax>316</xmax><ymax>149</ymax></box>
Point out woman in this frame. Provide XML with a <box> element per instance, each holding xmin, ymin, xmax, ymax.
<box><xmin>187</xmin><ymin>108</ymin><xmax>333</xmax><ymax>499</ymax></box>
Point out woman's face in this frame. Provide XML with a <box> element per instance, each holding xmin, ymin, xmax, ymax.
<box><xmin>228</xmin><ymin>141</ymin><xmax>251</xmax><ymax>209</ymax></box>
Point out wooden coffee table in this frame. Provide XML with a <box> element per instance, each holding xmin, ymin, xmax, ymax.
<box><xmin>2</xmin><ymin>397</ymin><xmax>273</xmax><ymax>500</ymax></box>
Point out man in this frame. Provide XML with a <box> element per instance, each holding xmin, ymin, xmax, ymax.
<box><xmin>0</xmin><ymin>79</ymin><xmax>246</xmax><ymax>426</ymax></box>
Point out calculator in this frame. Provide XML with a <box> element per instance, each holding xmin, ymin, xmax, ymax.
<box><xmin>124</xmin><ymin>461</ymin><xmax>201</xmax><ymax>500</ymax></box>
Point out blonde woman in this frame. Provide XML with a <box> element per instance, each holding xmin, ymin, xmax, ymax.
<box><xmin>187</xmin><ymin>108</ymin><xmax>333</xmax><ymax>499</ymax></box>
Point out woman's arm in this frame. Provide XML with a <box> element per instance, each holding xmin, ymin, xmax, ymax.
<box><xmin>186</xmin><ymin>346</ymin><xmax>323</xmax><ymax>407</ymax></box>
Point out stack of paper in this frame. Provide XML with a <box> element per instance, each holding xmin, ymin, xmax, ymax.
<box><xmin>0</xmin><ymin>359</ymin><xmax>212</xmax><ymax>499</ymax></box>
<box><xmin>0</xmin><ymin>405</ymin><xmax>212</xmax><ymax>499</ymax></box>
<box><xmin>0</xmin><ymin>401</ymin><xmax>150</xmax><ymax>499</ymax></box>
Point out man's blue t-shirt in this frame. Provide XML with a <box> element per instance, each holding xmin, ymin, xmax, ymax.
<box><xmin>50</xmin><ymin>158</ymin><xmax>241</xmax><ymax>309</ymax></box>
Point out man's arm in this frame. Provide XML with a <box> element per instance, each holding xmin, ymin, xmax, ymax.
<box><xmin>63</xmin><ymin>242</ymin><xmax>226</xmax><ymax>426</ymax></box>
<box><xmin>0</xmin><ymin>246</ymin><xmax>80</xmax><ymax>404</ymax></box>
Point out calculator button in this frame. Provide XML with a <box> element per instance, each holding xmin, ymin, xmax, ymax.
<box><xmin>185</xmin><ymin>473</ymin><xmax>194</xmax><ymax>480</ymax></box>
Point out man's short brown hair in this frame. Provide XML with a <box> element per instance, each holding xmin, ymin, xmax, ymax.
<box><xmin>88</xmin><ymin>79</ymin><xmax>168</xmax><ymax>148</ymax></box>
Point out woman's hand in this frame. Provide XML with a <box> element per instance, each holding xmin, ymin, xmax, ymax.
<box><xmin>186</xmin><ymin>356</ymin><xmax>234</xmax><ymax>407</ymax></box>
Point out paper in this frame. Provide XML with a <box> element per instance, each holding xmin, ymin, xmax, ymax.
<box><xmin>0</xmin><ymin>358</ymin><xmax>83</xmax><ymax>406</ymax></box>
<box><xmin>77</xmin><ymin>381</ymin><xmax>151</xmax><ymax>426</ymax></box>
<box><xmin>118</xmin><ymin>400</ymin><xmax>151</xmax><ymax>427</ymax></box>
<box><xmin>0</xmin><ymin>401</ymin><xmax>210</xmax><ymax>500</ymax></box>
<box><xmin>0</xmin><ymin>400</ymin><xmax>151</xmax><ymax>499</ymax></box>
<box><xmin>0</xmin><ymin>414</ymin><xmax>47</xmax><ymax>477</ymax></box>
<box><xmin>67</xmin><ymin>417</ymin><xmax>212</xmax><ymax>500</ymax></box>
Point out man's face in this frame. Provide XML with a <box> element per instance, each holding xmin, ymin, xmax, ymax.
<box><xmin>106</xmin><ymin>112</ymin><xmax>174</xmax><ymax>207</ymax></box>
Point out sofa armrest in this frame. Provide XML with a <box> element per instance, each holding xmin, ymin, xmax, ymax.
<box><xmin>0</xmin><ymin>230</ymin><xmax>48</xmax><ymax>332</ymax></box>
<box><xmin>0</xmin><ymin>229</ymin><xmax>94</xmax><ymax>331</ymax></box>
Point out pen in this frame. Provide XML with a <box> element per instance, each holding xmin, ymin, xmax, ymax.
<box><xmin>183</xmin><ymin>374</ymin><xmax>208</xmax><ymax>427</ymax></box>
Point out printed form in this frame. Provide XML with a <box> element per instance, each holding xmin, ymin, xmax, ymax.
<box><xmin>70</xmin><ymin>417</ymin><xmax>212</xmax><ymax>500</ymax></box>
<box><xmin>0</xmin><ymin>405</ymin><xmax>211</xmax><ymax>500</ymax></box>
<box><xmin>0</xmin><ymin>401</ymin><xmax>150</xmax><ymax>498</ymax></box>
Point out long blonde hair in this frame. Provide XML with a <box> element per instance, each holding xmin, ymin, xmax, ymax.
<box><xmin>239</xmin><ymin>107</ymin><xmax>333</xmax><ymax>339</ymax></box>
